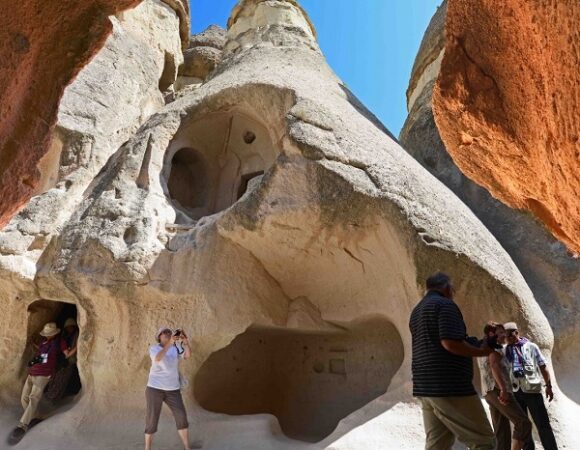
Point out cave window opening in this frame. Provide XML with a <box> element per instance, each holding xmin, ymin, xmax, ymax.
<box><xmin>25</xmin><ymin>300</ymin><xmax>82</xmax><ymax>405</ymax></box>
<box><xmin>159</xmin><ymin>51</ymin><xmax>177</xmax><ymax>93</ymax></box>
<box><xmin>167</xmin><ymin>148</ymin><xmax>208</xmax><ymax>217</ymax></box>
<box><xmin>237</xmin><ymin>170</ymin><xmax>264</xmax><ymax>200</ymax></box>
<box><xmin>194</xmin><ymin>319</ymin><xmax>404</xmax><ymax>442</ymax></box>
<box><xmin>164</xmin><ymin>112</ymin><xmax>279</xmax><ymax>222</ymax></box>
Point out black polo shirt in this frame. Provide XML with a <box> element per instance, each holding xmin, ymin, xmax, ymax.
<box><xmin>409</xmin><ymin>290</ymin><xmax>476</xmax><ymax>397</ymax></box>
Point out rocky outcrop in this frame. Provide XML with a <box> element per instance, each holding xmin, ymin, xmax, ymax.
<box><xmin>177</xmin><ymin>25</ymin><xmax>227</xmax><ymax>89</ymax></box>
<box><xmin>401</xmin><ymin>2</ymin><xmax>580</xmax><ymax>446</ymax></box>
<box><xmin>432</xmin><ymin>0</ymin><xmax>580</xmax><ymax>254</ymax></box>
<box><xmin>0</xmin><ymin>1</ymin><xmax>569</xmax><ymax>449</ymax></box>
<box><xmin>0</xmin><ymin>0</ymin><xmax>189</xmax><ymax>229</ymax></box>
<box><xmin>0</xmin><ymin>0</ymin><xmax>185</xmax><ymax>275</ymax></box>
<box><xmin>0</xmin><ymin>0</ymin><xmax>139</xmax><ymax>228</ymax></box>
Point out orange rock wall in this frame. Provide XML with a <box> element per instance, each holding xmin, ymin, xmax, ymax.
<box><xmin>0</xmin><ymin>0</ymin><xmax>141</xmax><ymax>227</ymax></box>
<box><xmin>433</xmin><ymin>0</ymin><xmax>580</xmax><ymax>254</ymax></box>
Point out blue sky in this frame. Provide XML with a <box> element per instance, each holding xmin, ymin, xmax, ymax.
<box><xmin>189</xmin><ymin>1</ymin><xmax>441</xmax><ymax>136</ymax></box>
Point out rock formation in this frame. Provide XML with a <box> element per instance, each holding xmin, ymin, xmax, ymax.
<box><xmin>431</xmin><ymin>0</ymin><xmax>580</xmax><ymax>254</ymax></box>
<box><xmin>0</xmin><ymin>0</ymin><xmax>573</xmax><ymax>449</ymax></box>
<box><xmin>401</xmin><ymin>1</ymin><xmax>580</xmax><ymax>447</ymax></box>
<box><xmin>177</xmin><ymin>25</ymin><xmax>227</xmax><ymax>91</ymax></box>
<box><xmin>0</xmin><ymin>0</ymin><xmax>189</xmax><ymax>229</ymax></box>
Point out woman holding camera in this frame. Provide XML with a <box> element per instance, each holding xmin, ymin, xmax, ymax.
<box><xmin>145</xmin><ymin>327</ymin><xmax>193</xmax><ymax>450</ymax></box>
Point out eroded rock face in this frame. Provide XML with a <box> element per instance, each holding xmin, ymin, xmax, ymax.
<box><xmin>0</xmin><ymin>0</ymin><xmax>185</xmax><ymax>277</ymax></box>
<box><xmin>432</xmin><ymin>0</ymin><xmax>580</xmax><ymax>254</ymax></box>
<box><xmin>0</xmin><ymin>1</ymin><xmax>564</xmax><ymax>449</ymax></box>
<box><xmin>179</xmin><ymin>25</ymin><xmax>227</xmax><ymax>83</ymax></box>
<box><xmin>401</xmin><ymin>2</ymin><xmax>580</xmax><ymax>446</ymax></box>
<box><xmin>0</xmin><ymin>0</ymin><xmax>190</xmax><ymax>229</ymax></box>
<box><xmin>0</xmin><ymin>0</ymin><xmax>140</xmax><ymax>228</ymax></box>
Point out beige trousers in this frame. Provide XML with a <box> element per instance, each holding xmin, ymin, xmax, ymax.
<box><xmin>420</xmin><ymin>396</ymin><xmax>495</xmax><ymax>450</ymax></box>
<box><xmin>20</xmin><ymin>375</ymin><xmax>51</xmax><ymax>427</ymax></box>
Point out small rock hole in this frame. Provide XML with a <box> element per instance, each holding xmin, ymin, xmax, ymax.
<box><xmin>243</xmin><ymin>131</ymin><xmax>256</xmax><ymax>144</ymax></box>
<box><xmin>123</xmin><ymin>226</ymin><xmax>138</xmax><ymax>246</ymax></box>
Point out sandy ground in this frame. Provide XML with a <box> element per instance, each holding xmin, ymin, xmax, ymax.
<box><xmin>0</xmin><ymin>399</ymin><xmax>429</xmax><ymax>450</ymax></box>
<box><xmin>0</xmin><ymin>395</ymin><xmax>551</xmax><ymax>450</ymax></box>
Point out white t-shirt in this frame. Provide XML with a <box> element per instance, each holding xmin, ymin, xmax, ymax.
<box><xmin>478</xmin><ymin>349</ymin><xmax>512</xmax><ymax>394</ymax></box>
<box><xmin>147</xmin><ymin>344</ymin><xmax>182</xmax><ymax>391</ymax></box>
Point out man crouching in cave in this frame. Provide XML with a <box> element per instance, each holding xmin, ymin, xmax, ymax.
<box><xmin>410</xmin><ymin>272</ymin><xmax>496</xmax><ymax>450</ymax></box>
<box><xmin>9</xmin><ymin>322</ymin><xmax>67</xmax><ymax>444</ymax></box>
<box><xmin>145</xmin><ymin>327</ymin><xmax>196</xmax><ymax>450</ymax></box>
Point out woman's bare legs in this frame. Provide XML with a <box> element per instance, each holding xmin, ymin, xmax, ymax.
<box><xmin>177</xmin><ymin>428</ymin><xmax>191</xmax><ymax>450</ymax></box>
<box><xmin>145</xmin><ymin>433</ymin><xmax>154</xmax><ymax>450</ymax></box>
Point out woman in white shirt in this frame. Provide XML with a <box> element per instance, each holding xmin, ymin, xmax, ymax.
<box><xmin>145</xmin><ymin>327</ymin><xmax>192</xmax><ymax>450</ymax></box>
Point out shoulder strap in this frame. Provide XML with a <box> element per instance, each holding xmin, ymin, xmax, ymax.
<box><xmin>174</xmin><ymin>343</ymin><xmax>184</xmax><ymax>355</ymax></box>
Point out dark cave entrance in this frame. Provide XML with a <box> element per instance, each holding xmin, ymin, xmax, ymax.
<box><xmin>24</xmin><ymin>300</ymin><xmax>82</xmax><ymax>399</ymax></box>
<box><xmin>194</xmin><ymin>317</ymin><xmax>404</xmax><ymax>442</ymax></box>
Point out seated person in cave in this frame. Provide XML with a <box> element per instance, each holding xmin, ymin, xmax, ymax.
<box><xmin>9</xmin><ymin>322</ymin><xmax>67</xmax><ymax>443</ymax></box>
<box><xmin>45</xmin><ymin>317</ymin><xmax>82</xmax><ymax>401</ymax></box>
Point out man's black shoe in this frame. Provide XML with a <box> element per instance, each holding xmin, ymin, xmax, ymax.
<box><xmin>7</xmin><ymin>426</ymin><xmax>26</xmax><ymax>445</ymax></box>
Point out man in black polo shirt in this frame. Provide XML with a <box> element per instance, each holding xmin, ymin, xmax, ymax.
<box><xmin>410</xmin><ymin>272</ymin><xmax>495</xmax><ymax>450</ymax></box>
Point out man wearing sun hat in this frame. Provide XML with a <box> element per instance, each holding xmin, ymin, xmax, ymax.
<box><xmin>504</xmin><ymin>321</ymin><xmax>558</xmax><ymax>450</ymax></box>
<box><xmin>10</xmin><ymin>322</ymin><xmax>67</xmax><ymax>442</ymax></box>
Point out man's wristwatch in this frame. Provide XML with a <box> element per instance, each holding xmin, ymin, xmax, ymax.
<box><xmin>545</xmin><ymin>383</ymin><xmax>552</xmax><ymax>388</ymax></box>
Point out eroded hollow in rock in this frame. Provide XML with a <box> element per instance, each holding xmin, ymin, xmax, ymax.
<box><xmin>32</xmin><ymin>131</ymin><xmax>64</xmax><ymax>197</ymax></box>
<box><xmin>163</xmin><ymin>110</ymin><xmax>279</xmax><ymax>221</ymax></box>
<box><xmin>194</xmin><ymin>317</ymin><xmax>404</xmax><ymax>442</ymax></box>
<box><xmin>24</xmin><ymin>300</ymin><xmax>82</xmax><ymax>398</ymax></box>
<box><xmin>159</xmin><ymin>51</ymin><xmax>177</xmax><ymax>93</ymax></box>
<box><xmin>167</xmin><ymin>148</ymin><xmax>209</xmax><ymax>212</ymax></box>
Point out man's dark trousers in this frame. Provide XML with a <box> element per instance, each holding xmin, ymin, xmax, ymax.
<box><xmin>514</xmin><ymin>390</ymin><xmax>558</xmax><ymax>450</ymax></box>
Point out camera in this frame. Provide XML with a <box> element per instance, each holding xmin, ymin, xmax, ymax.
<box><xmin>513</xmin><ymin>368</ymin><xmax>525</xmax><ymax>378</ymax></box>
<box><xmin>465</xmin><ymin>336</ymin><xmax>481</xmax><ymax>347</ymax></box>
<box><xmin>173</xmin><ymin>329</ymin><xmax>182</xmax><ymax>338</ymax></box>
<box><xmin>486</xmin><ymin>335</ymin><xmax>503</xmax><ymax>350</ymax></box>
<box><xmin>28</xmin><ymin>355</ymin><xmax>43</xmax><ymax>367</ymax></box>
<box><xmin>465</xmin><ymin>335</ymin><xmax>502</xmax><ymax>350</ymax></box>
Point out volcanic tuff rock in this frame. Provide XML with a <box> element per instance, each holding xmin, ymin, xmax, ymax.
<box><xmin>0</xmin><ymin>0</ymin><xmax>570</xmax><ymax>449</ymax></box>
<box><xmin>0</xmin><ymin>0</ymin><xmax>137</xmax><ymax>228</ymax></box>
<box><xmin>0</xmin><ymin>0</ymin><xmax>185</xmax><ymax>279</ymax></box>
<box><xmin>432</xmin><ymin>0</ymin><xmax>580</xmax><ymax>254</ymax></box>
<box><xmin>401</xmin><ymin>2</ymin><xmax>580</xmax><ymax>446</ymax></box>
<box><xmin>178</xmin><ymin>25</ymin><xmax>227</xmax><ymax>85</ymax></box>
<box><xmin>0</xmin><ymin>0</ymin><xmax>190</xmax><ymax>230</ymax></box>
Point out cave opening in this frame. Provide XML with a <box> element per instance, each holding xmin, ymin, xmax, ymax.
<box><xmin>24</xmin><ymin>300</ymin><xmax>82</xmax><ymax>402</ymax></box>
<box><xmin>158</xmin><ymin>51</ymin><xmax>177</xmax><ymax>93</ymax></box>
<box><xmin>167</xmin><ymin>148</ymin><xmax>209</xmax><ymax>215</ymax></box>
<box><xmin>164</xmin><ymin>111</ymin><xmax>279</xmax><ymax>222</ymax></box>
<box><xmin>194</xmin><ymin>317</ymin><xmax>404</xmax><ymax>442</ymax></box>
<box><xmin>237</xmin><ymin>170</ymin><xmax>264</xmax><ymax>199</ymax></box>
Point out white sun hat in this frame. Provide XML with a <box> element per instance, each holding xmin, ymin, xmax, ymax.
<box><xmin>39</xmin><ymin>322</ymin><xmax>60</xmax><ymax>337</ymax></box>
<box><xmin>156</xmin><ymin>327</ymin><xmax>172</xmax><ymax>341</ymax></box>
<box><xmin>503</xmin><ymin>322</ymin><xmax>519</xmax><ymax>331</ymax></box>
